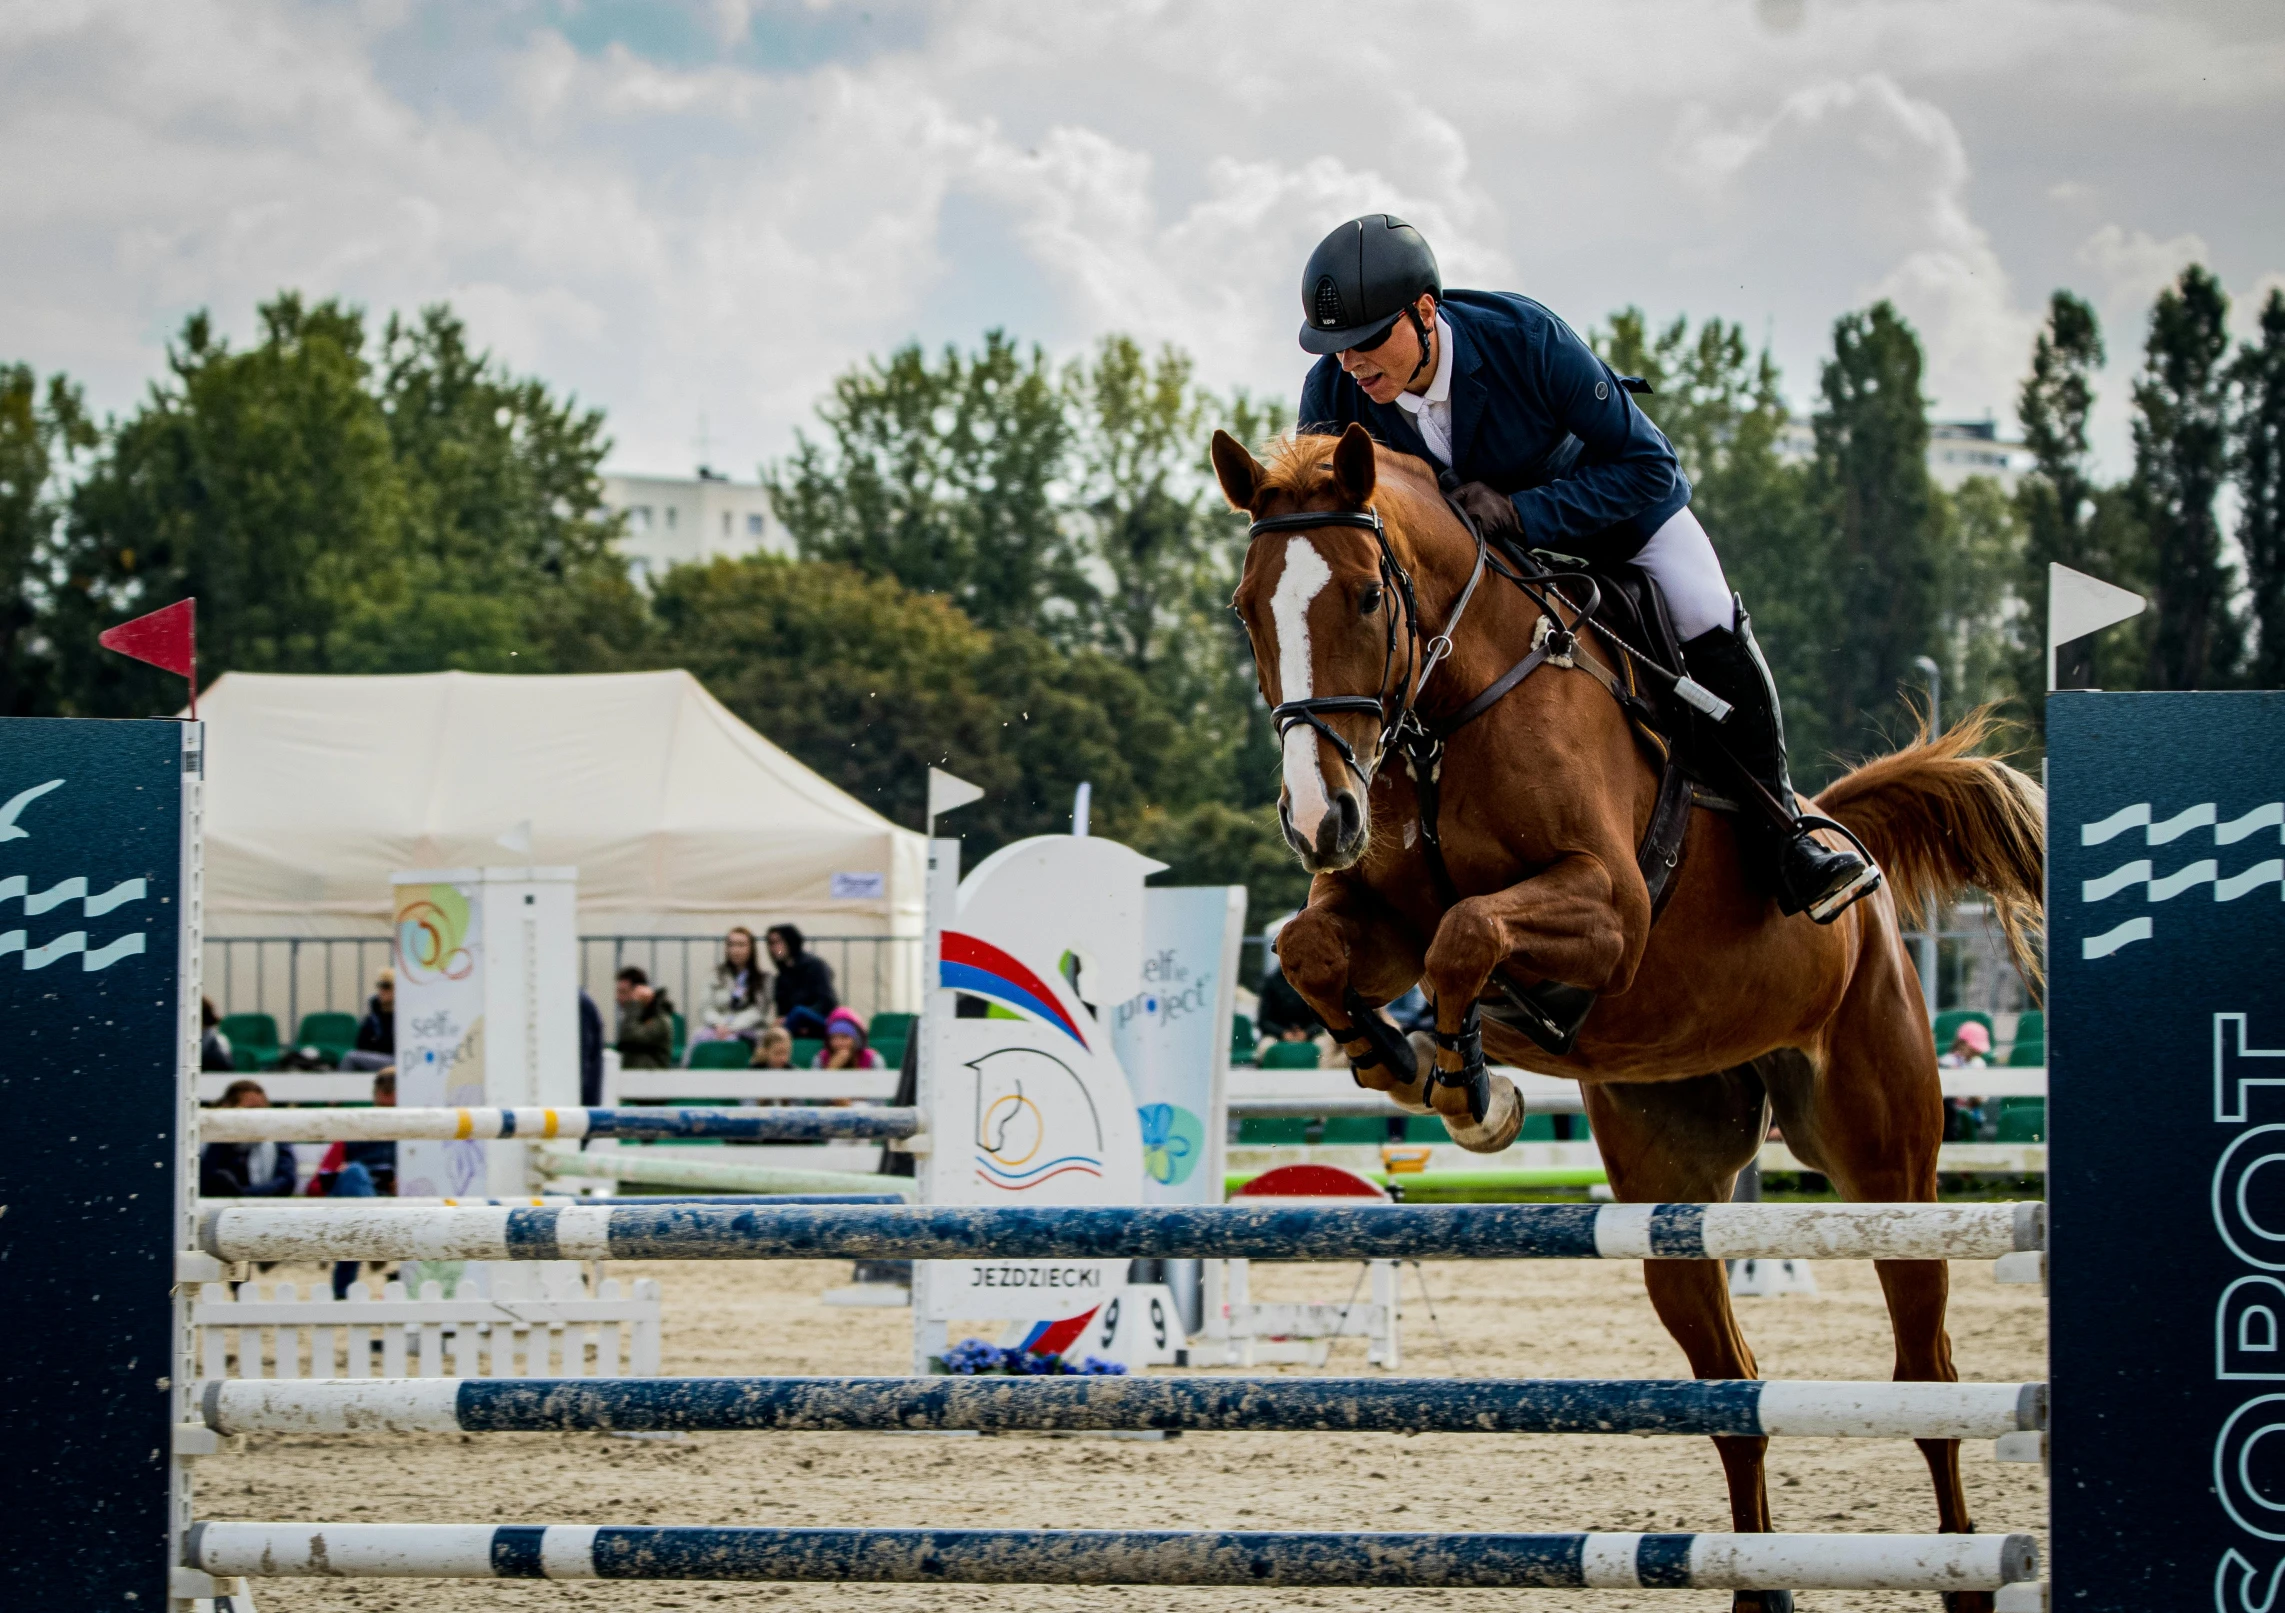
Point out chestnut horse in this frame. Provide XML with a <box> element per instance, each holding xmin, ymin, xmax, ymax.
<box><xmin>1214</xmin><ymin>423</ymin><xmax>2044</xmax><ymax>1613</ymax></box>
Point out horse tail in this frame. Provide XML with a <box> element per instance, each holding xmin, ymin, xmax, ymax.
<box><xmin>1814</xmin><ymin>707</ymin><xmax>2047</xmax><ymax>997</ymax></box>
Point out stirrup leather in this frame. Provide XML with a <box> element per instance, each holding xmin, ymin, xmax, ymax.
<box><xmin>1430</xmin><ymin>1003</ymin><xmax>1488</xmax><ymax>1123</ymax></box>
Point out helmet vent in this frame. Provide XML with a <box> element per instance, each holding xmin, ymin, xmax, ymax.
<box><xmin>1313</xmin><ymin>276</ymin><xmax>1345</xmax><ymax>328</ymax></box>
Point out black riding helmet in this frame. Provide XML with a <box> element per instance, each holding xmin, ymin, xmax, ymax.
<box><xmin>1297</xmin><ymin>214</ymin><xmax>1442</xmax><ymax>369</ymax></box>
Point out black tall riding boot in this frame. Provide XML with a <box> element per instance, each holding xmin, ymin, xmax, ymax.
<box><xmin>1683</xmin><ymin>597</ymin><xmax>1882</xmax><ymax>923</ymax></box>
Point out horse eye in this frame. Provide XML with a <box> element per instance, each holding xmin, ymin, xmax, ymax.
<box><xmin>1359</xmin><ymin>585</ymin><xmax>1384</xmax><ymax>615</ymax></box>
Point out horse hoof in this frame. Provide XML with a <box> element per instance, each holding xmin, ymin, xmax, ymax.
<box><xmin>1441</xmin><ymin>1072</ymin><xmax>1522</xmax><ymax>1153</ymax></box>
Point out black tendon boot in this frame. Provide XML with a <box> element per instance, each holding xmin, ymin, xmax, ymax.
<box><xmin>1683</xmin><ymin>598</ymin><xmax>1882</xmax><ymax>923</ymax></box>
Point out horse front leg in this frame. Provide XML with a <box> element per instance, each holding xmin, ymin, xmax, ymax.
<box><xmin>1418</xmin><ymin>853</ymin><xmax>1636</xmax><ymax>1151</ymax></box>
<box><xmin>1274</xmin><ymin>875</ymin><xmax>1432</xmax><ymax>1107</ymax></box>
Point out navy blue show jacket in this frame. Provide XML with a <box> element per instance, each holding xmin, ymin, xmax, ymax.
<box><xmin>1297</xmin><ymin>289</ymin><xmax>1692</xmax><ymax>561</ymax></box>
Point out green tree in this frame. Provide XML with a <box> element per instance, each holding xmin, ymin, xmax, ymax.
<box><xmin>2134</xmin><ymin>264</ymin><xmax>2241</xmax><ymax>689</ymax></box>
<box><xmin>1809</xmin><ymin>302</ymin><xmax>1941</xmax><ymax>759</ymax></box>
<box><xmin>0</xmin><ymin>366</ymin><xmax>94</xmax><ymax>714</ymax></box>
<box><xmin>1932</xmin><ymin>476</ymin><xmax>2028</xmax><ymax>725</ymax></box>
<box><xmin>2234</xmin><ymin>289</ymin><xmax>2285</xmax><ymax>687</ymax></box>
<box><xmin>1128</xmin><ymin>801</ymin><xmax>1311</xmax><ymax>932</ymax></box>
<box><xmin>57</xmin><ymin>297</ymin><xmax>408</xmax><ymax>715</ymax></box>
<box><xmin>352</xmin><ymin>305</ymin><xmax>641</xmax><ymax>673</ymax></box>
<box><xmin>767</xmin><ymin>333</ymin><xmax>1080</xmax><ymax>635</ymax></box>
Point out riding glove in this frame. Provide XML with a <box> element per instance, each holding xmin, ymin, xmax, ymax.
<box><xmin>1450</xmin><ymin>481</ymin><xmax>1523</xmax><ymax>543</ymax></box>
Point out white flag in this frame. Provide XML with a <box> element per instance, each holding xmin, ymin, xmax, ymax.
<box><xmin>2048</xmin><ymin>563</ymin><xmax>2146</xmax><ymax>690</ymax></box>
<box><xmin>927</xmin><ymin>767</ymin><xmax>984</xmax><ymax>832</ymax></box>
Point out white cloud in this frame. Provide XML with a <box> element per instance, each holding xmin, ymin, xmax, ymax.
<box><xmin>0</xmin><ymin>0</ymin><xmax>2278</xmax><ymax>487</ymax></box>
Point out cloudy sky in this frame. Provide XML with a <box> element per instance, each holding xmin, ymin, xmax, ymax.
<box><xmin>4</xmin><ymin>0</ymin><xmax>2279</xmax><ymax>481</ymax></box>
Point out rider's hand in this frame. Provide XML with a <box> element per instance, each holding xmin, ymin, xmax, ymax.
<box><xmin>1450</xmin><ymin>481</ymin><xmax>1522</xmax><ymax>543</ymax></box>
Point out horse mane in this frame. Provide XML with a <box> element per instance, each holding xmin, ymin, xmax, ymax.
<box><xmin>1254</xmin><ymin>432</ymin><xmax>1450</xmax><ymax>537</ymax></box>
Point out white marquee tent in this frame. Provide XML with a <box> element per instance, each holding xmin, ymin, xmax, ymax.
<box><xmin>196</xmin><ymin>670</ymin><xmax>926</xmax><ymax>943</ymax></box>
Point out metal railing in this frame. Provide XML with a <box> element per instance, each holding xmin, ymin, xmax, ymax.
<box><xmin>202</xmin><ymin>934</ymin><xmax>922</xmax><ymax>1039</ymax></box>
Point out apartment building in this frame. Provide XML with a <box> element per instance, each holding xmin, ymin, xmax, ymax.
<box><xmin>598</xmin><ymin>469</ymin><xmax>795</xmax><ymax>585</ymax></box>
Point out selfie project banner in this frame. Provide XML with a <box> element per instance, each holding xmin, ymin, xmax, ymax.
<box><xmin>1111</xmin><ymin>885</ymin><xmax>1247</xmax><ymax>1206</ymax></box>
<box><xmin>2047</xmin><ymin>693</ymin><xmax>2285</xmax><ymax>1611</ymax></box>
<box><xmin>392</xmin><ymin>867</ymin><xmax>579</xmax><ymax>1200</ymax></box>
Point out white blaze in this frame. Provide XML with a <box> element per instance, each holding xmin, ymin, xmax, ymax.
<box><xmin>1271</xmin><ymin>538</ymin><xmax>1335</xmax><ymax>843</ymax></box>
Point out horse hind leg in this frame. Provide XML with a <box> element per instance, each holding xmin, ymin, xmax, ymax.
<box><xmin>1760</xmin><ymin>990</ymin><xmax>1987</xmax><ymax>1611</ymax></box>
<box><xmin>1586</xmin><ymin>1070</ymin><xmax>1794</xmax><ymax>1613</ymax></box>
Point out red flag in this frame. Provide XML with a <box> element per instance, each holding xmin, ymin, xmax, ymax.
<box><xmin>98</xmin><ymin>598</ymin><xmax>198</xmax><ymax>716</ymax></box>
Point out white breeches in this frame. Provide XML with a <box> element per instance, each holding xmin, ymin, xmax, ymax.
<box><xmin>1632</xmin><ymin>505</ymin><xmax>1734</xmax><ymax>640</ymax></box>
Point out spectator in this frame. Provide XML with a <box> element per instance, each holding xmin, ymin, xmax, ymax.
<box><xmin>749</xmin><ymin>1026</ymin><xmax>795</xmax><ymax>1070</ymax></box>
<box><xmin>1939</xmin><ymin>1021</ymin><xmax>1993</xmax><ymax>1142</ymax></box>
<box><xmin>685</xmin><ymin>926</ymin><xmax>769</xmax><ymax>1063</ymax></box>
<box><xmin>766</xmin><ymin>924</ymin><xmax>838</xmax><ymax>1037</ymax></box>
<box><xmin>198</xmin><ymin>1081</ymin><xmax>298</xmax><ymax>1198</ymax></box>
<box><xmin>320</xmin><ymin>1071</ymin><xmax>399</xmax><ymax>1298</ymax></box>
<box><xmin>355</xmin><ymin>969</ymin><xmax>395</xmax><ymax>1054</ymax></box>
<box><xmin>813</xmin><ymin>1006</ymin><xmax>883</xmax><ymax>1070</ymax></box>
<box><xmin>1938</xmin><ymin>1022</ymin><xmax>1991</xmax><ymax>1069</ymax></box>
<box><xmin>199</xmin><ymin>997</ymin><xmax>235</xmax><ymax>1072</ymax></box>
<box><xmin>578</xmin><ymin>987</ymin><xmax>605</xmax><ymax>1108</ymax></box>
<box><xmin>614</xmin><ymin>966</ymin><xmax>676</xmax><ymax>1069</ymax></box>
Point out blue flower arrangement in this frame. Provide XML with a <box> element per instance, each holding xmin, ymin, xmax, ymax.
<box><xmin>931</xmin><ymin>1337</ymin><xmax>1128</xmax><ymax>1376</ymax></box>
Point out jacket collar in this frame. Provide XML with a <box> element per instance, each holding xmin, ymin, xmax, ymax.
<box><xmin>1441</xmin><ymin>302</ymin><xmax>1490</xmax><ymax>472</ymax></box>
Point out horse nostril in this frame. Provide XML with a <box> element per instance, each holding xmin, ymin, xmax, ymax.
<box><xmin>1331</xmin><ymin>791</ymin><xmax>1363</xmax><ymax>848</ymax></box>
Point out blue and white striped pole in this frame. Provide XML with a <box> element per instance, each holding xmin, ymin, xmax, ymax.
<box><xmin>200</xmin><ymin>1105</ymin><xmax>920</xmax><ymax>1143</ymax></box>
<box><xmin>201</xmin><ymin>1375</ymin><xmax>2044</xmax><ymax>1440</ymax></box>
<box><xmin>197</xmin><ymin>1200</ymin><xmax>2045</xmax><ymax>1266</ymax></box>
<box><xmin>185</xmin><ymin>1523</ymin><xmax>2038</xmax><ymax>1590</ymax></box>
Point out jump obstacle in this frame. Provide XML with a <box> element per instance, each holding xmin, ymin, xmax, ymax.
<box><xmin>200</xmin><ymin>1104</ymin><xmax>921</xmax><ymax>1143</ymax></box>
<box><xmin>4</xmin><ymin>717</ymin><xmax>2062</xmax><ymax>1609</ymax></box>
<box><xmin>195</xmin><ymin>1197</ymin><xmax>2044</xmax><ymax>1265</ymax></box>
<box><xmin>202</xmin><ymin>1372</ymin><xmax>2042</xmax><ymax>1439</ymax></box>
<box><xmin>182</xmin><ymin>1523</ymin><xmax>2037</xmax><ymax>1592</ymax></box>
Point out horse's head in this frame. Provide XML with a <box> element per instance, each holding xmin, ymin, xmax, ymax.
<box><xmin>1216</xmin><ymin>422</ymin><xmax>1433</xmax><ymax>874</ymax></box>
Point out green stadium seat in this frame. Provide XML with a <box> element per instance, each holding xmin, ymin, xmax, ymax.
<box><xmin>1320</xmin><ymin>1116</ymin><xmax>1389</xmax><ymax>1145</ymax></box>
<box><xmin>295</xmin><ymin>1012</ymin><xmax>359</xmax><ymax>1060</ymax></box>
<box><xmin>1994</xmin><ymin>1096</ymin><xmax>2046</xmax><ymax>1143</ymax></box>
<box><xmin>670</xmin><ymin>1012</ymin><xmax>686</xmax><ymax>1061</ymax></box>
<box><xmin>1230</xmin><ymin>1013</ymin><xmax>1256</xmax><ymax>1065</ymax></box>
<box><xmin>689</xmin><ymin>1039</ymin><xmax>752</xmax><ymax>1070</ymax></box>
<box><xmin>2006</xmin><ymin>1009</ymin><xmax>2046</xmax><ymax>1066</ymax></box>
<box><xmin>868</xmin><ymin>1012</ymin><xmax>918</xmax><ymax>1043</ymax></box>
<box><xmin>220</xmin><ymin>1013</ymin><xmax>279</xmax><ymax>1052</ymax></box>
<box><xmin>792</xmin><ymin>1038</ymin><xmax>824</xmax><ymax>1068</ymax></box>
<box><xmin>1259</xmin><ymin>1040</ymin><xmax>1321</xmax><ymax>1069</ymax></box>
<box><xmin>870</xmin><ymin>1038</ymin><xmax>907</xmax><ymax>1072</ymax></box>
<box><xmin>1236</xmin><ymin>1117</ymin><xmax>1315</xmax><ymax>1146</ymax></box>
<box><xmin>1403</xmin><ymin>1114</ymin><xmax>1450</xmax><ymax>1144</ymax></box>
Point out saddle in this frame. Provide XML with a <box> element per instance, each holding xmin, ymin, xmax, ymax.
<box><xmin>1411</xmin><ymin>538</ymin><xmax>1714</xmax><ymax>1060</ymax></box>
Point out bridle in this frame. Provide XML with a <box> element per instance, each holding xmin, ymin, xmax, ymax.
<box><xmin>1247</xmin><ymin>503</ymin><xmax>1491</xmax><ymax>786</ymax></box>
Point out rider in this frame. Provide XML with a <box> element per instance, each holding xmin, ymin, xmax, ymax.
<box><xmin>1293</xmin><ymin>213</ymin><xmax>1878</xmax><ymax>924</ymax></box>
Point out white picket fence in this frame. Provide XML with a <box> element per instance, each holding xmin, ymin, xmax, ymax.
<box><xmin>1188</xmin><ymin>1258</ymin><xmax>1401</xmax><ymax>1369</ymax></box>
<box><xmin>194</xmin><ymin>1276</ymin><xmax>662</xmax><ymax>1380</ymax></box>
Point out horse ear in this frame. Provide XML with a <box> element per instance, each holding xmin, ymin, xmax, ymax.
<box><xmin>1210</xmin><ymin>429</ymin><xmax>1264</xmax><ymax>512</ymax></box>
<box><xmin>1332</xmin><ymin>421</ymin><xmax>1377</xmax><ymax>507</ymax></box>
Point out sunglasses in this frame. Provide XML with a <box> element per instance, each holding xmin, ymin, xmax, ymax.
<box><xmin>1343</xmin><ymin>320</ymin><xmax>1402</xmax><ymax>356</ymax></box>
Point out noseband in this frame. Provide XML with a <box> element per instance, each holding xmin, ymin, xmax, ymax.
<box><xmin>1248</xmin><ymin>505</ymin><xmax>1487</xmax><ymax>785</ymax></box>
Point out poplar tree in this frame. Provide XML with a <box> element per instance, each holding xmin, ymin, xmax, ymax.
<box><xmin>1809</xmin><ymin>302</ymin><xmax>1941</xmax><ymax>759</ymax></box>
<box><xmin>2234</xmin><ymin>290</ymin><xmax>2285</xmax><ymax>687</ymax></box>
<box><xmin>2133</xmin><ymin>265</ymin><xmax>2241</xmax><ymax>689</ymax></box>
